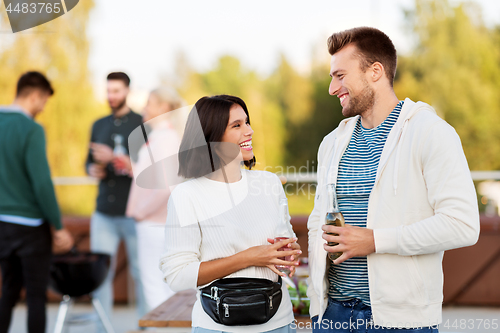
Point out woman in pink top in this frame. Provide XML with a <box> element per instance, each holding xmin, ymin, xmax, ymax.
<box><xmin>125</xmin><ymin>87</ymin><xmax>185</xmax><ymax>311</ymax></box>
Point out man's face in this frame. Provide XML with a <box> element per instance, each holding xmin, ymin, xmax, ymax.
<box><xmin>107</xmin><ymin>79</ymin><xmax>129</xmax><ymax>111</ymax></box>
<box><xmin>329</xmin><ymin>44</ymin><xmax>374</xmax><ymax>118</ymax></box>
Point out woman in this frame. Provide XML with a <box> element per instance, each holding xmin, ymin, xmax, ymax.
<box><xmin>125</xmin><ymin>87</ymin><xmax>184</xmax><ymax>311</ymax></box>
<box><xmin>159</xmin><ymin>95</ymin><xmax>301</xmax><ymax>333</ymax></box>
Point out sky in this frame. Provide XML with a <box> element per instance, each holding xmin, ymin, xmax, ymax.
<box><xmin>83</xmin><ymin>0</ymin><xmax>500</xmax><ymax>101</ymax></box>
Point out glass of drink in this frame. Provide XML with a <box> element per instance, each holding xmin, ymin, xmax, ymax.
<box><xmin>274</xmin><ymin>236</ymin><xmax>292</xmax><ymax>275</ymax></box>
<box><xmin>274</xmin><ymin>198</ymin><xmax>294</xmax><ymax>275</ymax></box>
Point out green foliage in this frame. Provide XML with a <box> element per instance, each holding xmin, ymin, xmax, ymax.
<box><xmin>395</xmin><ymin>0</ymin><xmax>500</xmax><ymax>170</ymax></box>
<box><xmin>284</xmin><ymin>62</ymin><xmax>344</xmax><ymax>169</ymax></box>
<box><xmin>174</xmin><ymin>55</ymin><xmax>287</xmax><ymax>168</ymax></box>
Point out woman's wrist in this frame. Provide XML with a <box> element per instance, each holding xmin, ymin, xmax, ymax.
<box><xmin>232</xmin><ymin>249</ymin><xmax>253</xmax><ymax>270</ymax></box>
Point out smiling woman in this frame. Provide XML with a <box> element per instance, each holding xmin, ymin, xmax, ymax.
<box><xmin>159</xmin><ymin>95</ymin><xmax>301</xmax><ymax>333</ymax></box>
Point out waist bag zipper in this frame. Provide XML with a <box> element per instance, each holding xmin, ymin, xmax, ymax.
<box><xmin>211</xmin><ymin>287</ymin><xmax>220</xmax><ymax>314</ymax></box>
<box><xmin>222</xmin><ymin>301</ymin><xmax>266</xmax><ymax>318</ymax></box>
<box><xmin>269</xmin><ymin>290</ymin><xmax>281</xmax><ymax>309</ymax></box>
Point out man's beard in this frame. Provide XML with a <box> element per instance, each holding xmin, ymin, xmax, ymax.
<box><xmin>110</xmin><ymin>98</ymin><xmax>127</xmax><ymax>113</ymax></box>
<box><xmin>342</xmin><ymin>79</ymin><xmax>375</xmax><ymax>118</ymax></box>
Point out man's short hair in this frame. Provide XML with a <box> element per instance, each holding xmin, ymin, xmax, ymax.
<box><xmin>16</xmin><ymin>71</ymin><xmax>54</xmax><ymax>97</ymax></box>
<box><xmin>107</xmin><ymin>72</ymin><xmax>130</xmax><ymax>87</ymax></box>
<box><xmin>327</xmin><ymin>27</ymin><xmax>397</xmax><ymax>86</ymax></box>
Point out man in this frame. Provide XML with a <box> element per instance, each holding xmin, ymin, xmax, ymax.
<box><xmin>0</xmin><ymin>71</ymin><xmax>73</xmax><ymax>333</ymax></box>
<box><xmin>85</xmin><ymin>72</ymin><xmax>146</xmax><ymax>328</ymax></box>
<box><xmin>307</xmin><ymin>27</ymin><xmax>480</xmax><ymax>332</ymax></box>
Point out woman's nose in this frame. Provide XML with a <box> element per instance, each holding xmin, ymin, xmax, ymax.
<box><xmin>246</xmin><ymin>124</ymin><xmax>254</xmax><ymax>136</ymax></box>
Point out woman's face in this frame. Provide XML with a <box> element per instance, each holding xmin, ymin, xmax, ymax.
<box><xmin>220</xmin><ymin>103</ymin><xmax>254</xmax><ymax>162</ymax></box>
<box><xmin>142</xmin><ymin>93</ymin><xmax>170</xmax><ymax>122</ymax></box>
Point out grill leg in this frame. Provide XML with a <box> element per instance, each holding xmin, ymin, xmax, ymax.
<box><xmin>92</xmin><ymin>298</ymin><xmax>116</xmax><ymax>333</ymax></box>
<box><xmin>53</xmin><ymin>295</ymin><xmax>73</xmax><ymax>333</ymax></box>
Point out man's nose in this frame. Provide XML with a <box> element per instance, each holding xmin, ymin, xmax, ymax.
<box><xmin>329</xmin><ymin>78</ymin><xmax>340</xmax><ymax>96</ymax></box>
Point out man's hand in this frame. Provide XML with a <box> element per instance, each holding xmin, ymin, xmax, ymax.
<box><xmin>322</xmin><ymin>224</ymin><xmax>375</xmax><ymax>265</ymax></box>
<box><xmin>112</xmin><ymin>155</ymin><xmax>132</xmax><ymax>176</ymax></box>
<box><xmin>90</xmin><ymin>143</ymin><xmax>114</xmax><ymax>164</ymax></box>
<box><xmin>88</xmin><ymin>163</ymin><xmax>107</xmax><ymax>179</ymax></box>
<box><xmin>53</xmin><ymin>228</ymin><xmax>74</xmax><ymax>254</ymax></box>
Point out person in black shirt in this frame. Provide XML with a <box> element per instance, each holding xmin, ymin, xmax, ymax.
<box><xmin>85</xmin><ymin>72</ymin><xmax>146</xmax><ymax>330</ymax></box>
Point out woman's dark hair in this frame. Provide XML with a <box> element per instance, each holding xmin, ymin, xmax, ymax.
<box><xmin>178</xmin><ymin>95</ymin><xmax>256</xmax><ymax>178</ymax></box>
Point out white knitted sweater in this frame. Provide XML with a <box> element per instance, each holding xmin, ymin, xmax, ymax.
<box><xmin>160</xmin><ymin>169</ymin><xmax>295</xmax><ymax>332</ymax></box>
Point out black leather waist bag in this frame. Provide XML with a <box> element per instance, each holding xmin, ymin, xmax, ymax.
<box><xmin>200</xmin><ymin>276</ymin><xmax>282</xmax><ymax>326</ymax></box>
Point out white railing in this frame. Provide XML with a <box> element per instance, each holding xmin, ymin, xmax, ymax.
<box><xmin>52</xmin><ymin>171</ymin><xmax>500</xmax><ymax>186</ymax></box>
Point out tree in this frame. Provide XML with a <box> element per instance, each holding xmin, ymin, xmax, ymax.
<box><xmin>395</xmin><ymin>0</ymin><xmax>500</xmax><ymax>170</ymax></box>
<box><xmin>174</xmin><ymin>55</ymin><xmax>287</xmax><ymax>168</ymax></box>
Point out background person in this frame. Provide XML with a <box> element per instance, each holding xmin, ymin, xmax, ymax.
<box><xmin>85</xmin><ymin>72</ymin><xmax>146</xmax><ymax>328</ymax></box>
<box><xmin>0</xmin><ymin>71</ymin><xmax>73</xmax><ymax>333</ymax></box>
<box><xmin>125</xmin><ymin>87</ymin><xmax>185</xmax><ymax>311</ymax></box>
<box><xmin>307</xmin><ymin>27</ymin><xmax>480</xmax><ymax>332</ymax></box>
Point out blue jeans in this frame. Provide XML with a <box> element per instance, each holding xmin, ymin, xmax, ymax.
<box><xmin>90</xmin><ymin>211</ymin><xmax>146</xmax><ymax>330</ymax></box>
<box><xmin>312</xmin><ymin>298</ymin><xmax>439</xmax><ymax>333</ymax></box>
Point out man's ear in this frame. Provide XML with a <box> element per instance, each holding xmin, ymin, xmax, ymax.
<box><xmin>370</xmin><ymin>62</ymin><xmax>384</xmax><ymax>82</ymax></box>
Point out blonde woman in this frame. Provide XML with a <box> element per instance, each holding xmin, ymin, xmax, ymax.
<box><xmin>125</xmin><ymin>87</ymin><xmax>184</xmax><ymax>311</ymax></box>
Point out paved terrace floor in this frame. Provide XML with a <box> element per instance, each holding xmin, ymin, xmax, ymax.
<box><xmin>6</xmin><ymin>302</ymin><xmax>500</xmax><ymax>333</ymax></box>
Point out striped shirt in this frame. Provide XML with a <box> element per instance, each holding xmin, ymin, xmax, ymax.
<box><xmin>328</xmin><ymin>101</ymin><xmax>403</xmax><ymax>305</ymax></box>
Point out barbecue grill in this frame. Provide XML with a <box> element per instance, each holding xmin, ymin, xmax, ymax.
<box><xmin>49</xmin><ymin>249</ymin><xmax>114</xmax><ymax>333</ymax></box>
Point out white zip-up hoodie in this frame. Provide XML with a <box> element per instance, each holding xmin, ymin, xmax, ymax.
<box><xmin>307</xmin><ymin>98</ymin><xmax>480</xmax><ymax>328</ymax></box>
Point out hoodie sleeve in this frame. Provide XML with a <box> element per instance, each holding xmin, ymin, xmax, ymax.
<box><xmin>374</xmin><ymin>119</ymin><xmax>480</xmax><ymax>255</ymax></box>
<box><xmin>306</xmin><ymin>136</ymin><xmax>328</xmax><ymax>318</ymax></box>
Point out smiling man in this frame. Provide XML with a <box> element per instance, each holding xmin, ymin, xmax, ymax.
<box><xmin>307</xmin><ymin>27</ymin><xmax>480</xmax><ymax>332</ymax></box>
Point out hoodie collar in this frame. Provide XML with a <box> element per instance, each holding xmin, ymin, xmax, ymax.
<box><xmin>329</xmin><ymin>98</ymin><xmax>436</xmax><ymax>192</ymax></box>
<box><xmin>379</xmin><ymin>98</ymin><xmax>436</xmax><ymax>194</ymax></box>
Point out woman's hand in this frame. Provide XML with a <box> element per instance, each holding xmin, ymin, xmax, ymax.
<box><xmin>267</xmin><ymin>238</ymin><xmax>301</xmax><ymax>277</ymax></box>
<box><xmin>197</xmin><ymin>238</ymin><xmax>301</xmax><ymax>286</ymax></box>
<box><xmin>241</xmin><ymin>237</ymin><xmax>301</xmax><ymax>277</ymax></box>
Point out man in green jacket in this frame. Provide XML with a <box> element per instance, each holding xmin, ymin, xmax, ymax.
<box><xmin>0</xmin><ymin>71</ymin><xmax>73</xmax><ymax>333</ymax></box>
